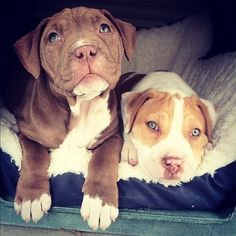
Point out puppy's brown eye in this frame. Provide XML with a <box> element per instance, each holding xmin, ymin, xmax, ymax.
<box><xmin>191</xmin><ymin>128</ymin><xmax>201</xmax><ymax>137</ymax></box>
<box><xmin>48</xmin><ymin>32</ymin><xmax>61</xmax><ymax>43</ymax></box>
<box><xmin>147</xmin><ymin>121</ymin><xmax>159</xmax><ymax>131</ymax></box>
<box><xmin>99</xmin><ymin>23</ymin><xmax>111</xmax><ymax>33</ymax></box>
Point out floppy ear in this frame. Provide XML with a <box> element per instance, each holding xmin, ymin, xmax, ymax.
<box><xmin>102</xmin><ymin>9</ymin><xmax>136</xmax><ymax>61</ymax></box>
<box><xmin>198</xmin><ymin>98</ymin><xmax>218</xmax><ymax>141</ymax></box>
<box><xmin>13</xmin><ymin>18</ymin><xmax>50</xmax><ymax>79</ymax></box>
<box><xmin>121</xmin><ymin>89</ymin><xmax>161</xmax><ymax>134</ymax></box>
<box><xmin>191</xmin><ymin>96</ymin><xmax>218</xmax><ymax>141</ymax></box>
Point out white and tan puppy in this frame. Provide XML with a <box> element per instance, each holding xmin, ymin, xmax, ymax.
<box><xmin>120</xmin><ymin>71</ymin><xmax>217</xmax><ymax>186</ymax></box>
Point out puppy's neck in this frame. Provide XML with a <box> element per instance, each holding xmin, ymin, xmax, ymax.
<box><xmin>69</xmin><ymin>96</ymin><xmax>88</xmax><ymax>116</ymax></box>
<box><xmin>68</xmin><ymin>94</ymin><xmax>110</xmax><ymax>132</ymax></box>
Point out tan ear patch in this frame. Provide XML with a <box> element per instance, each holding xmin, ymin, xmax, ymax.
<box><xmin>121</xmin><ymin>90</ymin><xmax>170</xmax><ymax>134</ymax></box>
<box><xmin>130</xmin><ymin>94</ymin><xmax>174</xmax><ymax>147</ymax></box>
<box><xmin>186</xmin><ymin>95</ymin><xmax>217</xmax><ymax>141</ymax></box>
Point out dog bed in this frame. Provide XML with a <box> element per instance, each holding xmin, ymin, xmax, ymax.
<box><xmin>1</xmin><ymin>11</ymin><xmax>236</xmax><ymax>235</ymax></box>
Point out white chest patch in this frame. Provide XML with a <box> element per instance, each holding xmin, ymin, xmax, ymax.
<box><xmin>48</xmin><ymin>95</ymin><xmax>111</xmax><ymax>177</ymax></box>
<box><xmin>65</xmin><ymin>95</ymin><xmax>111</xmax><ymax>148</ymax></box>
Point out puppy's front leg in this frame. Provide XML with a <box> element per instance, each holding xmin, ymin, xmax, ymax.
<box><xmin>14</xmin><ymin>134</ymin><xmax>51</xmax><ymax>223</ymax></box>
<box><xmin>81</xmin><ymin>134</ymin><xmax>122</xmax><ymax>230</ymax></box>
<box><xmin>121</xmin><ymin>134</ymin><xmax>138</xmax><ymax>166</ymax></box>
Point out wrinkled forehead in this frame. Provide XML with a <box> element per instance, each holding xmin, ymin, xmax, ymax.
<box><xmin>138</xmin><ymin>95</ymin><xmax>174</xmax><ymax>119</ymax></box>
<box><xmin>71</xmin><ymin>7</ymin><xmax>108</xmax><ymax>24</ymax></box>
<box><xmin>47</xmin><ymin>7</ymin><xmax>108</xmax><ymax>30</ymax></box>
<box><xmin>135</xmin><ymin>94</ymin><xmax>205</xmax><ymax>125</ymax></box>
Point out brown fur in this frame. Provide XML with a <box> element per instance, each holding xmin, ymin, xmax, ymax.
<box><xmin>10</xmin><ymin>7</ymin><xmax>135</xmax><ymax>216</ymax></box>
<box><xmin>15</xmin><ymin>134</ymin><xmax>50</xmax><ymax>202</ymax></box>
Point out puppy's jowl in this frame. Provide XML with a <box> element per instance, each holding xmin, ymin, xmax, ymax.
<box><xmin>120</xmin><ymin>72</ymin><xmax>217</xmax><ymax>186</ymax></box>
<box><xmin>9</xmin><ymin>7</ymin><xmax>135</xmax><ymax>230</ymax></box>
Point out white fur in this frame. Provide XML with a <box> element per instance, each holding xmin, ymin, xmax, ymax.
<box><xmin>67</xmin><ymin>95</ymin><xmax>110</xmax><ymax>147</ymax></box>
<box><xmin>132</xmin><ymin>71</ymin><xmax>196</xmax><ymax>97</ymax></box>
<box><xmin>14</xmin><ymin>193</ymin><xmax>51</xmax><ymax>223</ymax></box>
<box><xmin>121</xmin><ymin>133</ymin><xmax>138</xmax><ymax>165</ymax></box>
<box><xmin>49</xmin><ymin>94</ymin><xmax>111</xmax><ymax>177</ymax></box>
<box><xmin>48</xmin><ymin>146</ymin><xmax>92</xmax><ymax>177</ymax></box>
<box><xmin>81</xmin><ymin>195</ymin><xmax>118</xmax><ymax>230</ymax></box>
<box><xmin>73</xmin><ymin>79</ymin><xmax>109</xmax><ymax>97</ymax></box>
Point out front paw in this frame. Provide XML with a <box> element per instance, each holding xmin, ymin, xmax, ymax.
<box><xmin>14</xmin><ymin>177</ymin><xmax>51</xmax><ymax>223</ymax></box>
<box><xmin>121</xmin><ymin>142</ymin><xmax>138</xmax><ymax>166</ymax></box>
<box><xmin>14</xmin><ymin>193</ymin><xmax>51</xmax><ymax>223</ymax></box>
<box><xmin>81</xmin><ymin>195</ymin><xmax>119</xmax><ymax>230</ymax></box>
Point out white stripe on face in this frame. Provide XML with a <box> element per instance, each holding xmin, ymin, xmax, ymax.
<box><xmin>161</xmin><ymin>97</ymin><xmax>193</xmax><ymax>157</ymax></box>
<box><xmin>72</xmin><ymin>39</ymin><xmax>92</xmax><ymax>49</ymax></box>
<box><xmin>131</xmin><ymin>97</ymin><xmax>200</xmax><ymax>183</ymax></box>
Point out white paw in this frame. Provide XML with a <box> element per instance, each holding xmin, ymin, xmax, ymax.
<box><xmin>14</xmin><ymin>193</ymin><xmax>51</xmax><ymax>223</ymax></box>
<box><xmin>81</xmin><ymin>195</ymin><xmax>118</xmax><ymax>230</ymax></box>
<box><xmin>121</xmin><ymin>141</ymin><xmax>138</xmax><ymax>166</ymax></box>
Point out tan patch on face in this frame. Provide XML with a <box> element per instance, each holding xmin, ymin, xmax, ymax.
<box><xmin>183</xmin><ymin>97</ymin><xmax>208</xmax><ymax>160</ymax></box>
<box><xmin>131</xmin><ymin>92</ymin><xmax>174</xmax><ymax>146</ymax></box>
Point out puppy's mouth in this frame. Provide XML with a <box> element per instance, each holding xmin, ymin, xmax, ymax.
<box><xmin>162</xmin><ymin>171</ymin><xmax>182</xmax><ymax>180</ymax></box>
<box><xmin>72</xmin><ymin>74</ymin><xmax>109</xmax><ymax>99</ymax></box>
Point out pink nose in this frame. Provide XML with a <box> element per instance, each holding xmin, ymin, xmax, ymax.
<box><xmin>163</xmin><ymin>157</ymin><xmax>182</xmax><ymax>174</ymax></box>
<box><xmin>74</xmin><ymin>45</ymin><xmax>97</xmax><ymax>64</ymax></box>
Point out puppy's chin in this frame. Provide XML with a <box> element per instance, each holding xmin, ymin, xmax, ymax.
<box><xmin>158</xmin><ymin>168</ymin><xmax>200</xmax><ymax>186</ymax></box>
<box><xmin>140</xmin><ymin>161</ymin><xmax>199</xmax><ymax>187</ymax></box>
<box><xmin>73</xmin><ymin>74</ymin><xmax>109</xmax><ymax>99</ymax></box>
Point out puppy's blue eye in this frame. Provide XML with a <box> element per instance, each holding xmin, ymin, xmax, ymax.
<box><xmin>191</xmin><ymin>128</ymin><xmax>201</xmax><ymax>137</ymax></box>
<box><xmin>48</xmin><ymin>32</ymin><xmax>61</xmax><ymax>43</ymax></box>
<box><xmin>147</xmin><ymin>121</ymin><xmax>159</xmax><ymax>131</ymax></box>
<box><xmin>99</xmin><ymin>23</ymin><xmax>111</xmax><ymax>33</ymax></box>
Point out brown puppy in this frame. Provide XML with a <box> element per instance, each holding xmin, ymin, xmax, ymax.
<box><xmin>10</xmin><ymin>7</ymin><xmax>135</xmax><ymax>230</ymax></box>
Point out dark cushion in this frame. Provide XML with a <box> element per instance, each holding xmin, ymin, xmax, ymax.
<box><xmin>1</xmin><ymin>150</ymin><xmax>236</xmax><ymax>213</ymax></box>
<box><xmin>206</xmin><ymin>0</ymin><xmax>236</xmax><ymax>57</ymax></box>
